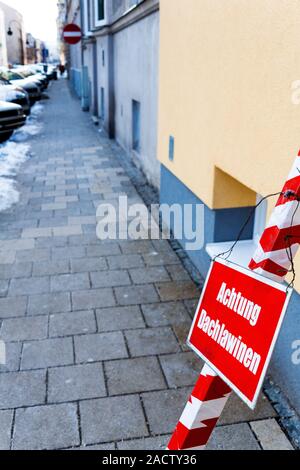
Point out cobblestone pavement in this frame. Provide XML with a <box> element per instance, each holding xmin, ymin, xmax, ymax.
<box><xmin>0</xmin><ymin>80</ymin><xmax>294</xmax><ymax>450</ymax></box>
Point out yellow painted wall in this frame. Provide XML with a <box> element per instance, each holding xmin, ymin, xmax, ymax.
<box><xmin>158</xmin><ymin>0</ymin><xmax>300</xmax><ymax>289</ymax></box>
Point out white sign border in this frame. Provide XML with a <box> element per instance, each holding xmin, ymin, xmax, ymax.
<box><xmin>187</xmin><ymin>258</ymin><xmax>292</xmax><ymax>410</ymax></box>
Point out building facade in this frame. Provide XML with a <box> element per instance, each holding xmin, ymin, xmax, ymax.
<box><xmin>0</xmin><ymin>1</ymin><xmax>26</xmax><ymax>65</ymax></box>
<box><xmin>65</xmin><ymin>0</ymin><xmax>160</xmax><ymax>188</ymax></box>
<box><xmin>26</xmin><ymin>33</ymin><xmax>45</xmax><ymax>64</ymax></box>
<box><xmin>57</xmin><ymin>0</ymin><xmax>68</xmax><ymax>65</ymax></box>
<box><xmin>158</xmin><ymin>0</ymin><xmax>300</xmax><ymax>414</ymax></box>
<box><xmin>63</xmin><ymin>0</ymin><xmax>300</xmax><ymax>415</ymax></box>
<box><xmin>0</xmin><ymin>8</ymin><xmax>8</xmax><ymax>66</ymax></box>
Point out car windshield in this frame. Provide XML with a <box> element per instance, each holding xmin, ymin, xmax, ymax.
<box><xmin>0</xmin><ymin>78</ymin><xmax>10</xmax><ymax>85</ymax></box>
<box><xmin>0</xmin><ymin>70</ymin><xmax>24</xmax><ymax>81</ymax></box>
<box><xmin>16</xmin><ymin>69</ymin><xmax>35</xmax><ymax>78</ymax></box>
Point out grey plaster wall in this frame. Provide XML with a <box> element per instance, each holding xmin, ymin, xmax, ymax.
<box><xmin>113</xmin><ymin>11</ymin><xmax>160</xmax><ymax>188</ymax></box>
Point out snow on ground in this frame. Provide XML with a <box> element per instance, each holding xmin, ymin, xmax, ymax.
<box><xmin>0</xmin><ymin>102</ymin><xmax>44</xmax><ymax>212</ymax></box>
<box><xmin>12</xmin><ymin>103</ymin><xmax>44</xmax><ymax>142</ymax></box>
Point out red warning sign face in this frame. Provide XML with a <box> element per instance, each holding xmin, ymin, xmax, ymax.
<box><xmin>188</xmin><ymin>259</ymin><xmax>291</xmax><ymax>409</ymax></box>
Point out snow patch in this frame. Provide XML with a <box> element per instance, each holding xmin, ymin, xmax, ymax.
<box><xmin>0</xmin><ymin>101</ymin><xmax>44</xmax><ymax>212</ymax></box>
<box><xmin>12</xmin><ymin>102</ymin><xmax>44</xmax><ymax>142</ymax></box>
<box><xmin>31</xmin><ymin>102</ymin><xmax>44</xmax><ymax>117</ymax></box>
<box><xmin>0</xmin><ymin>178</ymin><xmax>20</xmax><ymax>212</ymax></box>
<box><xmin>0</xmin><ymin>142</ymin><xmax>30</xmax><ymax>177</ymax></box>
<box><xmin>0</xmin><ymin>142</ymin><xmax>30</xmax><ymax>212</ymax></box>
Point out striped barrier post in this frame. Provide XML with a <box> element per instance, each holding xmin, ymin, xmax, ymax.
<box><xmin>167</xmin><ymin>152</ymin><xmax>300</xmax><ymax>451</ymax></box>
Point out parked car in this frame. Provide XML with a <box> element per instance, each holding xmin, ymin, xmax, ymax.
<box><xmin>0</xmin><ymin>68</ymin><xmax>41</xmax><ymax>105</ymax></box>
<box><xmin>14</xmin><ymin>66</ymin><xmax>49</xmax><ymax>91</ymax></box>
<box><xmin>31</xmin><ymin>63</ymin><xmax>57</xmax><ymax>81</ymax></box>
<box><xmin>0</xmin><ymin>100</ymin><xmax>26</xmax><ymax>143</ymax></box>
<box><xmin>0</xmin><ymin>78</ymin><xmax>30</xmax><ymax>116</ymax></box>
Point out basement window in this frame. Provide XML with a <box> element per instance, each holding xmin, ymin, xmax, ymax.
<box><xmin>206</xmin><ymin>195</ymin><xmax>267</xmax><ymax>269</ymax></box>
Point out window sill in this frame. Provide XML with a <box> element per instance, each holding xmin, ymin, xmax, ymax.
<box><xmin>206</xmin><ymin>239</ymin><xmax>258</xmax><ymax>268</ymax></box>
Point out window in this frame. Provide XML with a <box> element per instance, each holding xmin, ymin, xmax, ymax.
<box><xmin>83</xmin><ymin>0</ymin><xmax>92</xmax><ymax>34</ymax></box>
<box><xmin>206</xmin><ymin>195</ymin><xmax>268</xmax><ymax>269</ymax></box>
<box><xmin>132</xmin><ymin>100</ymin><xmax>141</xmax><ymax>153</ymax></box>
<box><xmin>94</xmin><ymin>0</ymin><xmax>107</xmax><ymax>27</ymax></box>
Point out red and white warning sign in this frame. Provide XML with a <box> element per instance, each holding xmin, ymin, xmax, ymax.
<box><xmin>188</xmin><ymin>259</ymin><xmax>291</xmax><ymax>409</ymax></box>
<box><xmin>63</xmin><ymin>24</ymin><xmax>82</xmax><ymax>45</ymax></box>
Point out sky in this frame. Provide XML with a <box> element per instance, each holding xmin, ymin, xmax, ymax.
<box><xmin>3</xmin><ymin>0</ymin><xmax>58</xmax><ymax>46</ymax></box>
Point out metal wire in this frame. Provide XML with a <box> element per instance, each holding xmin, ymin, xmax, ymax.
<box><xmin>214</xmin><ymin>190</ymin><xmax>300</xmax><ymax>291</ymax></box>
<box><xmin>213</xmin><ymin>191</ymin><xmax>284</xmax><ymax>262</ymax></box>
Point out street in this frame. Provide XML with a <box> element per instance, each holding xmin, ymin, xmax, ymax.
<box><xmin>0</xmin><ymin>79</ymin><xmax>294</xmax><ymax>450</ymax></box>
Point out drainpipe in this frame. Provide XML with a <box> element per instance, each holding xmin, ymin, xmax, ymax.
<box><xmin>80</xmin><ymin>0</ymin><xmax>89</xmax><ymax>111</ymax></box>
<box><xmin>108</xmin><ymin>33</ymin><xmax>115</xmax><ymax>139</ymax></box>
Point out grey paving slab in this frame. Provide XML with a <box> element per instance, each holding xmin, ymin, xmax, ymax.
<box><xmin>48</xmin><ymin>363</ymin><xmax>106</xmax><ymax>403</ymax></box>
<box><xmin>117</xmin><ymin>435</ymin><xmax>170</xmax><ymax>451</ymax></box>
<box><xmin>96</xmin><ymin>306</ymin><xmax>145</xmax><ymax>332</ymax></box>
<box><xmin>79</xmin><ymin>443</ymin><xmax>116</xmax><ymax>450</ymax></box>
<box><xmin>141</xmin><ymin>302</ymin><xmax>191</xmax><ymax>327</ymax></box>
<box><xmin>130</xmin><ymin>267</ymin><xmax>171</xmax><ymax>285</ymax></box>
<box><xmin>250</xmin><ymin>419</ymin><xmax>293</xmax><ymax>450</ymax></box>
<box><xmin>107</xmin><ymin>254</ymin><xmax>144</xmax><ymax>270</ymax></box>
<box><xmin>74</xmin><ymin>332</ymin><xmax>128</xmax><ymax>363</ymax></box>
<box><xmin>51</xmin><ymin>273</ymin><xmax>90</xmax><ymax>292</ymax></box>
<box><xmin>21</xmin><ymin>338</ymin><xmax>74</xmax><ymax>370</ymax></box>
<box><xmin>159</xmin><ymin>352</ymin><xmax>203</xmax><ymax>388</ymax></box>
<box><xmin>166</xmin><ymin>264</ymin><xmax>191</xmax><ymax>281</ymax></box>
<box><xmin>172</xmin><ymin>322</ymin><xmax>192</xmax><ymax>352</ymax></box>
<box><xmin>33</xmin><ymin>259</ymin><xmax>70</xmax><ymax>277</ymax></box>
<box><xmin>16</xmin><ymin>248</ymin><xmax>50</xmax><ymax>263</ymax></box>
<box><xmin>27</xmin><ymin>292</ymin><xmax>71</xmax><ymax>315</ymax></box>
<box><xmin>0</xmin><ymin>316</ymin><xmax>48</xmax><ymax>342</ymax></box>
<box><xmin>115</xmin><ymin>284</ymin><xmax>159</xmax><ymax>306</ymax></box>
<box><xmin>0</xmin><ymin>280</ymin><xmax>9</xmax><ymax>297</ymax></box>
<box><xmin>71</xmin><ymin>257</ymin><xmax>107</xmax><ymax>273</ymax></box>
<box><xmin>72</xmin><ymin>288</ymin><xmax>115</xmax><ymax>311</ymax></box>
<box><xmin>0</xmin><ymin>296</ymin><xmax>27</xmax><ymax>319</ymax></box>
<box><xmin>86</xmin><ymin>244</ymin><xmax>121</xmax><ymax>257</ymax></box>
<box><xmin>0</xmin><ymin>370</ymin><xmax>46</xmax><ymax>409</ymax></box>
<box><xmin>207</xmin><ymin>423</ymin><xmax>261</xmax><ymax>450</ymax></box>
<box><xmin>105</xmin><ymin>357</ymin><xmax>166</xmax><ymax>395</ymax></box>
<box><xmin>9</xmin><ymin>277</ymin><xmax>50</xmax><ymax>296</ymax></box>
<box><xmin>0</xmin><ymin>342</ymin><xmax>22</xmax><ymax>373</ymax></box>
<box><xmin>80</xmin><ymin>396</ymin><xmax>148</xmax><ymax>445</ymax></box>
<box><xmin>219</xmin><ymin>393</ymin><xmax>277</xmax><ymax>425</ymax></box>
<box><xmin>0</xmin><ymin>262</ymin><xmax>32</xmax><ymax>280</ymax></box>
<box><xmin>125</xmin><ymin>327</ymin><xmax>180</xmax><ymax>357</ymax></box>
<box><xmin>0</xmin><ymin>410</ymin><xmax>13</xmax><ymax>450</ymax></box>
<box><xmin>119</xmin><ymin>241</ymin><xmax>155</xmax><ymax>255</ymax></box>
<box><xmin>90</xmin><ymin>270</ymin><xmax>131</xmax><ymax>288</ymax></box>
<box><xmin>49</xmin><ymin>310</ymin><xmax>96</xmax><ymax>337</ymax></box>
<box><xmin>184</xmin><ymin>299</ymin><xmax>199</xmax><ymax>318</ymax></box>
<box><xmin>52</xmin><ymin>246</ymin><xmax>86</xmax><ymax>260</ymax></box>
<box><xmin>156</xmin><ymin>281</ymin><xmax>200</xmax><ymax>302</ymax></box>
<box><xmin>143</xmin><ymin>251</ymin><xmax>181</xmax><ymax>267</ymax></box>
<box><xmin>13</xmin><ymin>404</ymin><xmax>80</xmax><ymax>450</ymax></box>
<box><xmin>141</xmin><ymin>388</ymin><xmax>192</xmax><ymax>435</ymax></box>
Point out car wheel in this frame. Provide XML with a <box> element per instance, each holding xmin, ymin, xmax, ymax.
<box><xmin>0</xmin><ymin>131</ymin><xmax>14</xmax><ymax>143</ymax></box>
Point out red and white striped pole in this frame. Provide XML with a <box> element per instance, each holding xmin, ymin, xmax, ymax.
<box><xmin>167</xmin><ymin>151</ymin><xmax>300</xmax><ymax>451</ymax></box>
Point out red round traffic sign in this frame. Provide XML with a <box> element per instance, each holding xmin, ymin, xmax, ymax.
<box><xmin>63</xmin><ymin>24</ymin><xmax>82</xmax><ymax>45</ymax></box>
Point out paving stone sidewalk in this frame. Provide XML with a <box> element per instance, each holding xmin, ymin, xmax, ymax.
<box><xmin>0</xmin><ymin>80</ymin><xmax>294</xmax><ymax>450</ymax></box>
